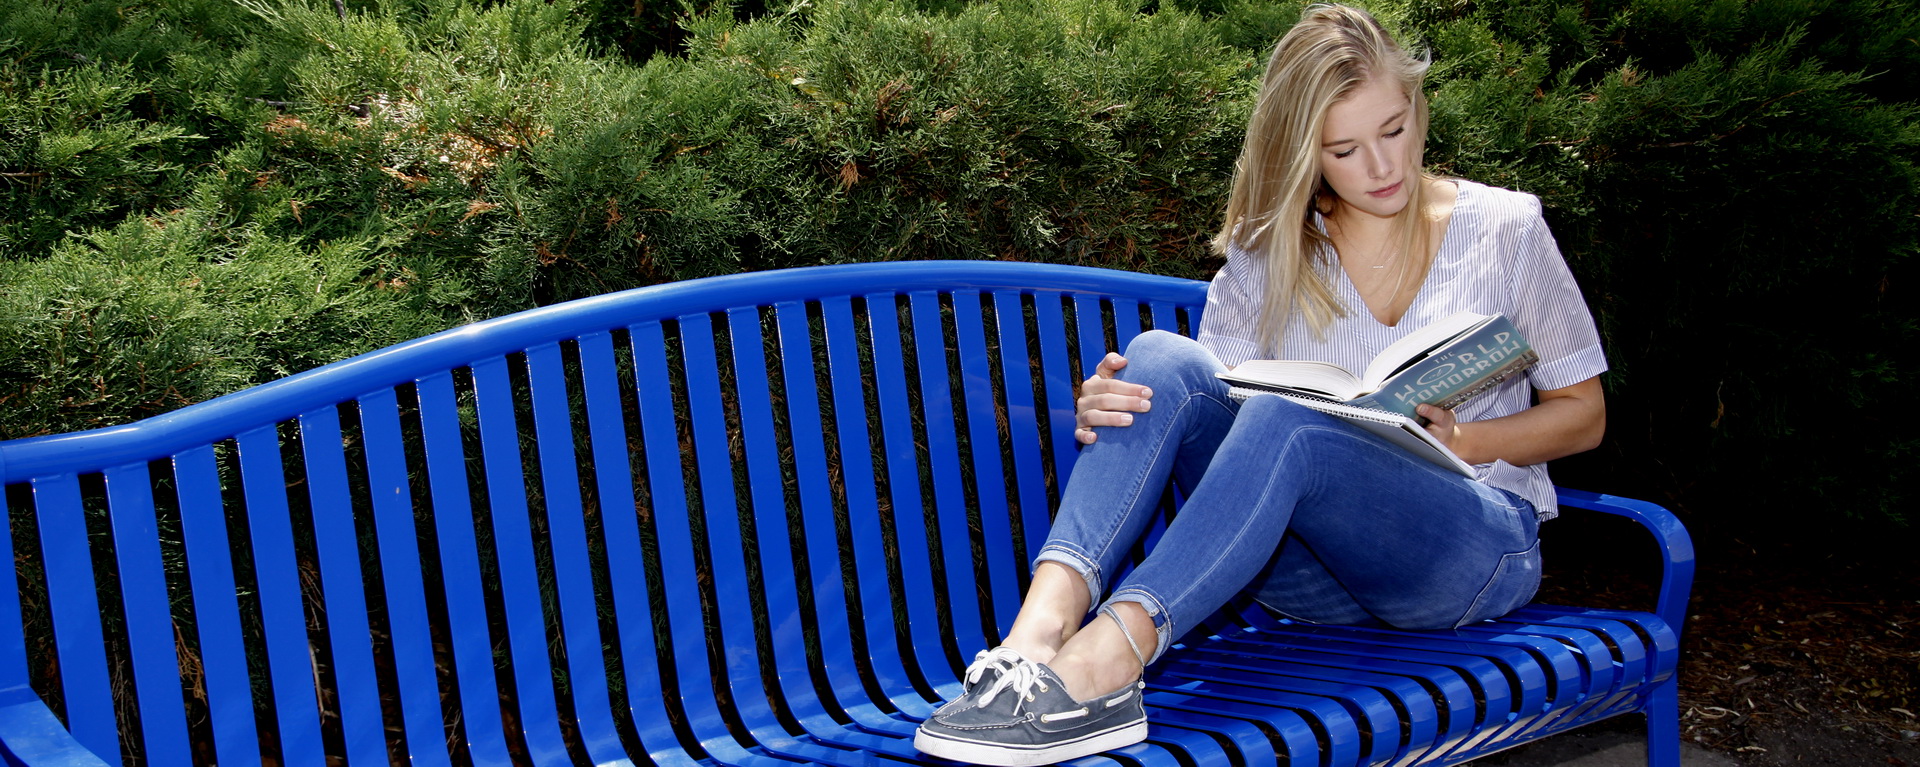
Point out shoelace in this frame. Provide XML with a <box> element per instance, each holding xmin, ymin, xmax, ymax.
<box><xmin>975</xmin><ymin>657</ymin><xmax>1047</xmax><ymax>713</ymax></box>
<box><xmin>965</xmin><ymin>647</ymin><xmax>1025</xmax><ymax>687</ymax></box>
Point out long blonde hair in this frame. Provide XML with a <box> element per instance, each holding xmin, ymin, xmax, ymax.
<box><xmin>1211</xmin><ymin>4</ymin><xmax>1435</xmax><ymax>349</ymax></box>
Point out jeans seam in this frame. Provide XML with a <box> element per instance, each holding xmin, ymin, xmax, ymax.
<box><xmin>1155</xmin><ymin>423</ymin><xmax>1322</xmax><ymax>644</ymax></box>
<box><xmin>1072</xmin><ymin>391</ymin><xmax>1209</xmax><ymax>589</ymax></box>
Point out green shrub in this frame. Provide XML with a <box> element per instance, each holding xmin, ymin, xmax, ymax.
<box><xmin>0</xmin><ymin>0</ymin><xmax>1914</xmax><ymax>530</ymax></box>
<box><xmin>0</xmin><ymin>179</ymin><xmax>440</xmax><ymax>438</ymax></box>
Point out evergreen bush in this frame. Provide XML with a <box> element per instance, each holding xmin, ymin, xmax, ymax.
<box><xmin>0</xmin><ymin>0</ymin><xmax>1914</xmax><ymax>530</ymax></box>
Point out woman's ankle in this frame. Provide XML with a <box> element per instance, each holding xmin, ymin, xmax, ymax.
<box><xmin>1000</xmin><ymin>623</ymin><xmax>1071</xmax><ymax>665</ymax></box>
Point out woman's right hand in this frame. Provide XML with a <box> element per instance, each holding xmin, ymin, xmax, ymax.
<box><xmin>1075</xmin><ymin>352</ymin><xmax>1153</xmax><ymax>445</ymax></box>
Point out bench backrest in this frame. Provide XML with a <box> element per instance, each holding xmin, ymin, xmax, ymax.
<box><xmin>0</xmin><ymin>261</ymin><xmax>1207</xmax><ymax>767</ymax></box>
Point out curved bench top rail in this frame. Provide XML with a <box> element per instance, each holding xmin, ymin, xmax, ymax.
<box><xmin>0</xmin><ymin>261</ymin><xmax>1208</xmax><ymax>482</ymax></box>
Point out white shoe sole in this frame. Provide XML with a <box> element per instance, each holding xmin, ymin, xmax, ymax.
<box><xmin>914</xmin><ymin>719</ymin><xmax>1148</xmax><ymax>766</ymax></box>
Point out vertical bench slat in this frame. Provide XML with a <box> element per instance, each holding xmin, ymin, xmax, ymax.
<box><xmin>575</xmin><ymin>332</ymin><xmax>696</xmax><ymax>766</ymax></box>
<box><xmin>1147</xmin><ymin>301</ymin><xmax>1179</xmax><ymax>338</ymax></box>
<box><xmin>414</xmin><ymin>372</ymin><xmax>514</xmax><ymax>767</ymax></box>
<box><xmin>1111</xmin><ymin>298</ymin><xmax>1144</xmax><ymax>349</ymax></box>
<box><xmin>818</xmin><ymin>296</ymin><xmax>927</xmax><ymax>718</ymax></box>
<box><xmin>0</xmin><ymin>487</ymin><xmax>110</xmax><ymax>767</ymax></box>
<box><xmin>774</xmin><ymin>301</ymin><xmax>916</xmax><ymax>735</ymax></box>
<box><xmin>682</xmin><ymin>313</ymin><xmax>866</xmax><ymax>764</ymax></box>
<box><xmin>0</xmin><ymin>483</ymin><xmax>28</xmax><ymax>690</ymax></box>
<box><xmin>723</xmin><ymin>308</ymin><xmax>824</xmax><ymax>722</ymax></box>
<box><xmin>1031</xmin><ymin>292</ymin><xmax>1079</xmax><ymax>488</ymax></box>
<box><xmin>1073</xmin><ymin>294</ymin><xmax>1107</xmax><ymax>389</ymax></box>
<box><xmin>101</xmin><ymin>463</ymin><xmax>191</xmax><ymax>766</ymax></box>
<box><xmin>523</xmin><ymin>343</ymin><xmax>632</xmax><ymax>767</ymax></box>
<box><xmin>356</xmin><ymin>389</ymin><xmax>455</xmax><ymax>767</ymax></box>
<box><xmin>173</xmin><ymin>445</ymin><xmax>264</xmax><ymax>767</ymax></box>
<box><xmin>991</xmin><ymin>291</ymin><xmax>1052</xmax><ymax>576</ymax></box>
<box><xmin>907</xmin><ymin>290</ymin><xmax>987</xmax><ymax>677</ymax></box>
<box><xmin>233</xmin><ymin>426</ymin><xmax>325</xmax><ymax>767</ymax></box>
<box><xmin>730</xmin><ymin>306</ymin><xmax>901</xmax><ymax>752</ymax></box>
<box><xmin>469</xmin><ymin>356</ymin><xmax>573</xmax><ymax>766</ymax></box>
<box><xmin>950</xmin><ymin>291</ymin><xmax>1022</xmax><ymax>637</ymax></box>
<box><xmin>31</xmin><ymin>474</ymin><xmax>120</xmax><ymax>766</ymax></box>
<box><xmin>296</xmin><ymin>407</ymin><xmax>388</xmax><ymax>767</ymax></box>
<box><xmin>629</xmin><ymin>320</ymin><xmax>762</xmax><ymax>764</ymax></box>
<box><xmin>866</xmin><ymin>291</ymin><xmax>959</xmax><ymax>700</ymax></box>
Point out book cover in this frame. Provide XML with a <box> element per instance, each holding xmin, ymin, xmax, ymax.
<box><xmin>1219</xmin><ymin>312</ymin><xmax>1537</xmax><ymax>419</ymax></box>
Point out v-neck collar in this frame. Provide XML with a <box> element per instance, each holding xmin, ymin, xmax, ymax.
<box><xmin>1326</xmin><ymin>180</ymin><xmax>1466</xmax><ymax>331</ymax></box>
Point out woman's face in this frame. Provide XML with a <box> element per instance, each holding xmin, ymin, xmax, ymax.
<box><xmin>1318</xmin><ymin>77</ymin><xmax>1415</xmax><ymax>222</ymax></box>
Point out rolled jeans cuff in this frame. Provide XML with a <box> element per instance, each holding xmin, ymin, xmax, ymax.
<box><xmin>1105</xmin><ymin>589</ymin><xmax>1174</xmax><ymax>665</ymax></box>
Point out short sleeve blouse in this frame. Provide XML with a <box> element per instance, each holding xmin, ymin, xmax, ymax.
<box><xmin>1195</xmin><ymin>180</ymin><xmax>1607</xmax><ymax>519</ymax></box>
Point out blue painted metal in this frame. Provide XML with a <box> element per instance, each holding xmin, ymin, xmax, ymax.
<box><xmin>0</xmin><ymin>262</ymin><xmax>1688</xmax><ymax>767</ymax></box>
<box><xmin>172</xmin><ymin>445</ymin><xmax>263</xmax><ymax>767</ymax></box>
<box><xmin>297</xmin><ymin>406</ymin><xmax>388</xmax><ymax>767</ymax></box>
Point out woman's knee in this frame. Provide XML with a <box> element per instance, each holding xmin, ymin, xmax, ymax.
<box><xmin>1118</xmin><ymin>330</ymin><xmax>1224</xmax><ymax>387</ymax></box>
<box><xmin>1231</xmin><ymin>392</ymin><xmax>1323</xmax><ymax>432</ymax></box>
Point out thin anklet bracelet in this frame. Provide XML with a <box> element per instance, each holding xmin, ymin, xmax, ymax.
<box><xmin>1100</xmin><ymin>604</ymin><xmax>1149</xmax><ymax>671</ymax></box>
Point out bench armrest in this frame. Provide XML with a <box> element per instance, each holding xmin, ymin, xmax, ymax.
<box><xmin>1553</xmin><ymin>487</ymin><xmax>1696</xmax><ymax>636</ymax></box>
<box><xmin>0</xmin><ymin>686</ymin><xmax>111</xmax><ymax>767</ymax></box>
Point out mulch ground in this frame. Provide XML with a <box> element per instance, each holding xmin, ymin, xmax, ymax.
<box><xmin>1536</xmin><ymin>511</ymin><xmax>1920</xmax><ymax>765</ymax></box>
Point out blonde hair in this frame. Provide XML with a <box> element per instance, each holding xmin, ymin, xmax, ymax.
<box><xmin>1211</xmin><ymin>3</ymin><xmax>1436</xmax><ymax>349</ymax></box>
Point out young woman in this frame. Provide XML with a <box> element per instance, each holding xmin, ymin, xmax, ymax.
<box><xmin>913</xmin><ymin>5</ymin><xmax>1606</xmax><ymax>765</ymax></box>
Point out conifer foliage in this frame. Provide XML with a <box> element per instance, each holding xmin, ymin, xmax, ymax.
<box><xmin>0</xmin><ymin>0</ymin><xmax>1914</xmax><ymax>527</ymax></box>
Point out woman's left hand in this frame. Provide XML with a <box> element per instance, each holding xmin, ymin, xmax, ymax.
<box><xmin>1411</xmin><ymin>377</ymin><xmax>1607</xmax><ymax>467</ymax></box>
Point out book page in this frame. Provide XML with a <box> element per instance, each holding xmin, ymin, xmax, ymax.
<box><xmin>1360</xmin><ymin>311</ymin><xmax>1492</xmax><ymax>388</ymax></box>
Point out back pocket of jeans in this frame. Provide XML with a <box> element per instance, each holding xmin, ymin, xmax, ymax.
<box><xmin>1456</xmin><ymin>540</ymin><xmax>1542</xmax><ymax>627</ymax></box>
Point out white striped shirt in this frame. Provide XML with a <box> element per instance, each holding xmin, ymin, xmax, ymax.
<box><xmin>1197</xmin><ymin>180</ymin><xmax>1607</xmax><ymax>519</ymax></box>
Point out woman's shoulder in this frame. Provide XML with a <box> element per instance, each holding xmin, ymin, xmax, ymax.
<box><xmin>1453</xmin><ymin>178</ymin><xmax>1546</xmax><ymax>224</ymax></box>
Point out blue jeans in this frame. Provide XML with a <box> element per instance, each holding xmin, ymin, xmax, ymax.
<box><xmin>1035</xmin><ymin>331</ymin><xmax>1541</xmax><ymax>663</ymax></box>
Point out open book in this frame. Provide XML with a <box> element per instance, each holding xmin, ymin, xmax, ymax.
<box><xmin>1215</xmin><ymin>312</ymin><xmax>1538</xmax><ymax>476</ymax></box>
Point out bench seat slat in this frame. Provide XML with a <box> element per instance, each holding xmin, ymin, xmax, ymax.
<box><xmin>1032</xmin><ymin>292</ymin><xmax>1080</xmax><ymax>490</ymax></box>
<box><xmin>34</xmin><ymin>474</ymin><xmax>120</xmax><ymax>766</ymax></box>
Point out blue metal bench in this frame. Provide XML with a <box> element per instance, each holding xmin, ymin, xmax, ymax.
<box><xmin>0</xmin><ymin>261</ymin><xmax>1692</xmax><ymax>767</ymax></box>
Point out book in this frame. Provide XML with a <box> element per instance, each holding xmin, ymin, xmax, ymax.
<box><xmin>1226</xmin><ymin>391</ymin><xmax>1478</xmax><ymax>476</ymax></box>
<box><xmin>1216</xmin><ymin>311</ymin><xmax>1537</xmax><ymax>420</ymax></box>
<box><xmin>1214</xmin><ymin>311</ymin><xmax>1538</xmax><ymax>477</ymax></box>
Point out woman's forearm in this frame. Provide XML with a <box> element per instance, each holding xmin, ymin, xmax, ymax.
<box><xmin>1443</xmin><ymin>377</ymin><xmax>1606</xmax><ymax>466</ymax></box>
